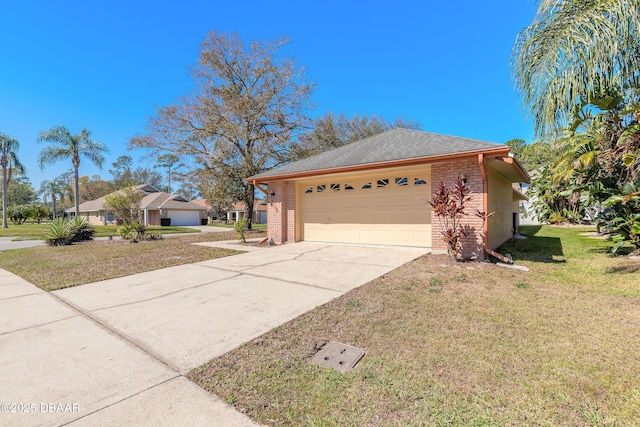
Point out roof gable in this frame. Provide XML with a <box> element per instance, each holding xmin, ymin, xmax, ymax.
<box><xmin>66</xmin><ymin>185</ymin><xmax>203</xmax><ymax>213</ymax></box>
<box><xmin>248</xmin><ymin>128</ymin><xmax>508</xmax><ymax>181</ymax></box>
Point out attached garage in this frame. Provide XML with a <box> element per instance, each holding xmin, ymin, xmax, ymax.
<box><xmin>166</xmin><ymin>209</ymin><xmax>201</xmax><ymax>226</ymax></box>
<box><xmin>246</xmin><ymin>128</ymin><xmax>530</xmax><ymax>259</ymax></box>
<box><xmin>297</xmin><ymin>166</ymin><xmax>432</xmax><ymax>247</ymax></box>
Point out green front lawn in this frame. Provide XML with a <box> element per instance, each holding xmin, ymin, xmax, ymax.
<box><xmin>189</xmin><ymin>226</ymin><xmax>640</xmax><ymax>426</ymax></box>
<box><xmin>0</xmin><ymin>230</ymin><xmax>267</xmax><ymax>291</ymax></box>
<box><xmin>0</xmin><ymin>223</ymin><xmax>52</xmax><ymax>239</ymax></box>
<box><xmin>0</xmin><ymin>223</ymin><xmax>200</xmax><ymax>240</ymax></box>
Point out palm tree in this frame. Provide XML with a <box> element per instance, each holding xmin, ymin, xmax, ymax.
<box><xmin>0</xmin><ymin>133</ymin><xmax>26</xmax><ymax>228</ymax></box>
<box><xmin>38</xmin><ymin>178</ymin><xmax>65</xmax><ymax>219</ymax></box>
<box><xmin>37</xmin><ymin>126</ymin><xmax>107</xmax><ymax>216</ymax></box>
<box><xmin>512</xmin><ymin>0</ymin><xmax>640</xmax><ymax>136</ymax></box>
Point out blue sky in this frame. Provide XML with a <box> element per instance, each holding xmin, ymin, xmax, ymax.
<box><xmin>0</xmin><ymin>0</ymin><xmax>538</xmax><ymax>191</ymax></box>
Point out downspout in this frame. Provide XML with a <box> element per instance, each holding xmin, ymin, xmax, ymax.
<box><xmin>478</xmin><ymin>153</ymin><xmax>511</xmax><ymax>264</ymax></box>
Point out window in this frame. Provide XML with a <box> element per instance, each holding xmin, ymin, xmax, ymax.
<box><xmin>414</xmin><ymin>178</ymin><xmax>427</xmax><ymax>185</ymax></box>
<box><xmin>330</xmin><ymin>183</ymin><xmax>340</xmax><ymax>191</ymax></box>
<box><xmin>377</xmin><ymin>179</ymin><xmax>389</xmax><ymax>188</ymax></box>
<box><xmin>305</xmin><ymin>187</ymin><xmax>313</xmax><ymax>194</ymax></box>
<box><xmin>361</xmin><ymin>182</ymin><xmax>372</xmax><ymax>189</ymax></box>
<box><xmin>345</xmin><ymin>184</ymin><xmax>354</xmax><ymax>190</ymax></box>
<box><xmin>395</xmin><ymin>177</ymin><xmax>408</xmax><ymax>186</ymax></box>
<box><xmin>317</xmin><ymin>184</ymin><xmax>326</xmax><ymax>192</ymax></box>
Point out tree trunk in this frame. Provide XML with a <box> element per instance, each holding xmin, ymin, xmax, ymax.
<box><xmin>2</xmin><ymin>166</ymin><xmax>8</xmax><ymax>228</ymax></box>
<box><xmin>245</xmin><ymin>183</ymin><xmax>255</xmax><ymax>231</ymax></box>
<box><xmin>52</xmin><ymin>195</ymin><xmax>57</xmax><ymax>219</ymax></box>
<box><xmin>74</xmin><ymin>166</ymin><xmax>80</xmax><ymax>216</ymax></box>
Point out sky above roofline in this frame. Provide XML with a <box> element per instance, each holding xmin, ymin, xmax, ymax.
<box><xmin>0</xmin><ymin>0</ymin><xmax>538</xmax><ymax>191</ymax></box>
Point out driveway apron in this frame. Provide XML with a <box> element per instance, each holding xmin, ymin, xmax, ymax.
<box><xmin>1</xmin><ymin>242</ymin><xmax>427</xmax><ymax>425</ymax></box>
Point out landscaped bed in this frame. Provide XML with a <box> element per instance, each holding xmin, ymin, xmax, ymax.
<box><xmin>0</xmin><ymin>230</ymin><xmax>265</xmax><ymax>291</ymax></box>
<box><xmin>189</xmin><ymin>226</ymin><xmax>640</xmax><ymax>426</ymax></box>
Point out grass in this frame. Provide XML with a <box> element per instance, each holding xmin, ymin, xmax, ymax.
<box><xmin>189</xmin><ymin>225</ymin><xmax>640</xmax><ymax>426</ymax></box>
<box><xmin>0</xmin><ymin>223</ymin><xmax>52</xmax><ymax>239</ymax></box>
<box><xmin>0</xmin><ymin>222</ymin><xmax>200</xmax><ymax>240</ymax></box>
<box><xmin>209</xmin><ymin>222</ymin><xmax>267</xmax><ymax>230</ymax></box>
<box><xmin>0</xmin><ymin>230</ymin><xmax>265</xmax><ymax>291</ymax></box>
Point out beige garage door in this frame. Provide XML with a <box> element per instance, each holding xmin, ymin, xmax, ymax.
<box><xmin>298</xmin><ymin>167</ymin><xmax>432</xmax><ymax>247</ymax></box>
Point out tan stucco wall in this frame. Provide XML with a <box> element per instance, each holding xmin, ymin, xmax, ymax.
<box><xmin>85</xmin><ymin>212</ymin><xmax>103</xmax><ymax>226</ymax></box>
<box><xmin>80</xmin><ymin>211</ymin><xmax>115</xmax><ymax>225</ymax></box>
<box><xmin>487</xmin><ymin>167</ymin><xmax>516</xmax><ymax>249</ymax></box>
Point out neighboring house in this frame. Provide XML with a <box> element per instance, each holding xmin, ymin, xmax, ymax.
<box><xmin>246</xmin><ymin>128</ymin><xmax>530</xmax><ymax>260</ymax></box>
<box><xmin>191</xmin><ymin>199</ymin><xmax>219</xmax><ymax>223</ymax></box>
<box><xmin>519</xmin><ymin>182</ymin><xmax>540</xmax><ymax>225</ymax></box>
<box><xmin>66</xmin><ymin>184</ymin><xmax>207</xmax><ymax>226</ymax></box>
<box><xmin>228</xmin><ymin>200</ymin><xmax>267</xmax><ymax>224</ymax></box>
<box><xmin>191</xmin><ymin>199</ymin><xmax>267</xmax><ymax>224</ymax></box>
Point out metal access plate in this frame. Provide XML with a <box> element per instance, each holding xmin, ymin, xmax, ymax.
<box><xmin>311</xmin><ymin>341</ymin><xmax>365</xmax><ymax>373</ymax></box>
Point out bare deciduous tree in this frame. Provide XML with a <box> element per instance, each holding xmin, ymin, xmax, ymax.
<box><xmin>130</xmin><ymin>31</ymin><xmax>314</xmax><ymax>229</ymax></box>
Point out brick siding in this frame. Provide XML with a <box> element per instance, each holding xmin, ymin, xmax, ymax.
<box><xmin>430</xmin><ymin>157</ymin><xmax>485</xmax><ymax>260</ymax></box>
<box><xmin>266</xmin><ymin>180</ymin><xmax>296</xmax><ymax>244</ymax></box>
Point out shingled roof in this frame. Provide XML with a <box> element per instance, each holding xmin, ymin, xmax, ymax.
<box><xmin>248</xmin><ymin>128</ymin><xmax>508</xmax><ymax>181</ymax></box>
<box><xmin>66</xmin><ymin>185</ymin><xmax>204</xmax><ymax>213</ymax></box>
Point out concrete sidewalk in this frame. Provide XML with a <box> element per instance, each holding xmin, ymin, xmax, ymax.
<box><xmin>1</xmin><ymin>242</ymin><xmax>428</xmax><ymax>426</ymax></box>
<box><xmin>0</xmin><ymin>269</ymin><xmax>257</xmax><ymax>427</ymax></box>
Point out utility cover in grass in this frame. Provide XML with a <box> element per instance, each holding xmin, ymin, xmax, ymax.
<box><xmin>311</xmin><ymin>341</ymin><xmax>365</xmax><ymax>373</ymax></box>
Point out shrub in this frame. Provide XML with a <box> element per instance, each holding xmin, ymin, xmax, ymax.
<box><xmin>234</xmin><ymin>217</ymin><xmax>248</xmax><ymax>242</ymax></box>
<box><xmin>68</xmin><ymin>217</ymin><xmax>95</xmax><ymax>242</ymax></box>
<box><xmin>104</xmin><ymin>186</ymin><xmax>143</xmax><ymax>225</ymax></box>
<box><xmin>43</xmin><ymin>218</ymin><xmax>73</xmax><ymax>246</ymax></box>
<box><xmin>118</xmin><ymin>221</ymin><xmax>146</xmax><ymax>242</ymax></box>
<box><xmin>29</xmin><ymin>203</ymin><xmax>50</xmax><ymax>224</ymax></box>
<box><xmin>598</xmin><ymin>187</ymin><xmax>640</xmax><ymax>254</ymax></box>
<box><xmin>7</xmin><ymin>205</ymin><xmax>31</xmax><ymax>225</ymax></box>
<box><xmin>146</xmin><ymin>231</ymin><xmax>164</xmax><ymax>241</ymax></box>
<box><xmin>43</xmin><ymin>217</ymin><xmax>96</xmax><ymax>246</ymax></box>
<box><xmin>429</xmin><ymin>177</ymin><xmax>471</xmax><ymax>261</ymax></box>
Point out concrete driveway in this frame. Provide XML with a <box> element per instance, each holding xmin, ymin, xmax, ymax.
<box><xmin>1</xmin><ymin>242</ymin><xmax>427</xmax><ymax>426</ymax></box>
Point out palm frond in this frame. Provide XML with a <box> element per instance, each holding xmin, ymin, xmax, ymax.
<box><xmin>512</xmin><ymin>0</ymin><xmax>640</xmax><ymax>136</ymax></box>
<box><xmin>37</xmin><ymin>125</ymin><xmax>73</xmax><ymax>146</ymax></box>
<box><xmin>9</xmin><ymin>152</ymin><xmax>26</xmax><ymax>175</ymax></box>
<box><xmin>37</xmin><ymin>145</ymin><xmax>71</xmax><ymax>168</ymax></box>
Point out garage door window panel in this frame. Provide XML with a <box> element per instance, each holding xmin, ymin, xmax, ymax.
<box><xmin>377</xmin><ymin>179</ymin><xmax>389</xmax><ymax>188</ymax></box>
